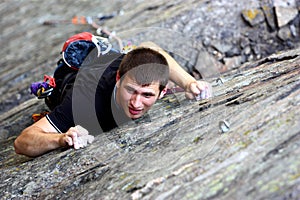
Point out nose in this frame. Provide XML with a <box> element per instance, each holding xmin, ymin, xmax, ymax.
<box><xmin>130</xmin><ymin>93</ymin><xmax>142</xmax><ymax>108</ymax></box>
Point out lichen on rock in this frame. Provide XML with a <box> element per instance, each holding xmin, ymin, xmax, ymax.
<box><xmin>1</xmin><ymin>0</ymin><xmax>300</xmax><ymax>199</ymax></box>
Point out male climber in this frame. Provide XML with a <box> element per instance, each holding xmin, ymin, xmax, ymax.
<box><xmin>14</xmin><ymin>41</ymin><xmax>212</xmax><ymax>157</ymax></box>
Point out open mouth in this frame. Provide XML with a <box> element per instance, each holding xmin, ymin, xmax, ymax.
<box><xmin>129</xmin><ymin>107</ymin><xmax>143</xmax><ymax>115</ymax></box>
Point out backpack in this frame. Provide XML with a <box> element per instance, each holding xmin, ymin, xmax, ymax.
<box><xmin>30</xmin><ymin>32</ymin><xmax>118</xmax><ymax>111</ymax></box>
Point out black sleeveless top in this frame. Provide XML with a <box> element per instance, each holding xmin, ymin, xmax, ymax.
<box><xmin>46</xmin><ymin>52</ymin><xmax>130</xmax><ymax>134</ymax></box>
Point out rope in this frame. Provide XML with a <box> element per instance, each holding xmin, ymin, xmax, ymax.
<box><xmin>43</xmin><ymin>14</ymin><xmax>124</xmax><ymax>51</ymax></box>
<box><xmin>90</xmin><ymin>21</ymin><xmax>124</xmax><ymax>51</ymax></box>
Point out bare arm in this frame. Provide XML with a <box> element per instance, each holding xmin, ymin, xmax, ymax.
<box><xmin>139</xmin><ymin>41</ymin><xmax>212</xmax><ymax>99</ymax></box>
<box><xmin>14</xmin><ymin>117</ymin><xmax>66</xmax><ymax>157</ymax></box>
<box><xmin>14</xmin><ymin>117</ymin><xmax>93</xmax><ymax>157</ymax></box>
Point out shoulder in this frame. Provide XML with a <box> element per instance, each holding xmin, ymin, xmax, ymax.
<box><xmin>33</xmin><ymin>117</ymin><xmax>59</xmax><ymax>133</ymax></box>
<box><xmin>46</xmin><ymin>91</ymin><xmax>75</xmax><ymax>133</ymax></box>
<box><xmin>97</xmin><ymin>53</ymin><xmax>124</xmax><ymax>88</ymax></box>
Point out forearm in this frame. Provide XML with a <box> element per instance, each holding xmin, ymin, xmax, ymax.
<box><xmin>159</xmin><ymin>49</ymin><xmax>196</xmax><ymax>89</ymax></box>
<box><xmin>14</xmin><ymin>126</ymin><xmax>65</xmax><ymax>157</ymax></box>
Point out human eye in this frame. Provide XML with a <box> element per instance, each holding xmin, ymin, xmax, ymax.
<box><xmin>125</xmin><ymin>86</ymin><xmax>135</xmax><ymax>94</ymax></box>
<box><xmin>143</xmin><ymin>92</ymin><xmax>155</xmax><ymax>98</ymax></box>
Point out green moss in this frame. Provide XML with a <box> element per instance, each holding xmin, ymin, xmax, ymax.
<box><xmin>257</xmin><ymin>180</ymin><xmax>263</xmax><ymax>186</ymax></box>
<box><xmin>243</xmin><ymin>130</ymin><xmax>251</xmax><ymax>136</ymax></box>
<box><xmin>289</xmin><ymin>173</ymin><xmax>300</xmax><ymax>181</ymax></box>
<box><xmin>236</xmin><ymin>139</ymin><xmax>252</xmax><ymax>148</ymax></box>
<box><xmin>223</xmin><ymin>187</ymin><xmax>229</xmax><ymax>193</ymax></box>
<box><xmin>122</xmin><ymin>179</ymin><xmax>140</xmax><ymax>192</ymax></box>
<box><xmin>286</xmin><ymin>118</ymin><xmax>292</xmax><ymax>123</ymax></box>
<box><xmin>53</xmin><ymin>170</ymin><xmax>59</xmax><ymax>175</ymax></box>
<box><xmin>193</xmin><ymin>136</ymin><xmax>203</xmax><ymax>144</ymax></box>
<box><xmin>186</xmin><ymin>190</ymin><xmax>203</xmax><ymax>200</ymax></box>
<box><xmin>260</xmin><ymin>180</ymin><xmax>280</xmax><ymax>193</ymax></box>
<box><xmin>208</xmin><ymin>180</ymin><xmax>224</xmax><ymax>194</ymax></box>
<box><xmin>257</xmin><ymin>130</ymin><xmax>264</xmax><ymax>135</ymax></box>
<box><xmin>165</xmin><ymin>105</ymin><xmax>172</xmax><ymax>109</ymax></box>
<box><xmin>119</xmin><ymin>173</ymin><xmax>128</xmax><ymax>180</ymax></box>
<box><xmin>225</xmin><ymin>174</ymin><xmax>236</xmax><ymax>182</ymax></box>
<box><xmin>227</xmin><ymin>163</ymin><xmax>238</xmax><ymax>171</ymax></box>
<box><xmin>119</xmin><ymin>143</ymin><xmax>127</xmax><ymax>148</ymax></box>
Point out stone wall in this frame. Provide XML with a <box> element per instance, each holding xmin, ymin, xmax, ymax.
<box><xmin>0</xmin><ymin>0</ymin><xmax>300</xmax><ymax>199</ymax></box>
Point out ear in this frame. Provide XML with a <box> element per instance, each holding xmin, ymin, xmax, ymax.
<box><xmin>116</xmin><ymin>70</ymin><xmax>121</xmax><ymax>82</ymax></box>
<box><xmin>158</xmin><ymin>87</ymin><xmax>167</xmax><ymax>99</ymax></box>
<box><xmin>116</xmin><ymin>70</ymin><xmax>121</xmax><ymax>88</ymax></box>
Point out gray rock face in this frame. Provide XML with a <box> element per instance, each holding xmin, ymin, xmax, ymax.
<box><xmin>1</xmin><ymin>0</ymin><xmax>300</xmax><ymax>199</ymax></box>
<box><xmin>275</xmin><ymin>6</ymin><xmax>299</xmax><ymax>27</ymax></box>
<box><xmin>1</xmin><ymin>47</ymin><xmax>300</xmax><ymax>200</ymax></box>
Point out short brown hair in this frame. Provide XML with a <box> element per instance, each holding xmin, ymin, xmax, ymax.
<box><xmin>118</xmin><ymin>48</ymin><xmax>169</xmax><ymax>92</ymax></box>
